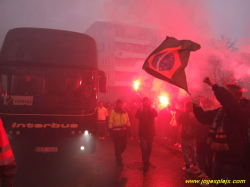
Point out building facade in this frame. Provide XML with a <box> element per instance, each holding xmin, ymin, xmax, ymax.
<box><xmin>85</xmin><ymin>21</ymin><xmax>161</xmax><ymax>103</ymax></box>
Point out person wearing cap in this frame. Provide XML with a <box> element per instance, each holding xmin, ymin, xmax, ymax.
<box><xmin>135</xmin><ymin>97</ymin><xmax>158</xmax><ymax>172</ymax></box>
<box><xmin>193</xmin><ymin>77</ymin><xmax>250</xmax><ymax>186</ymax></box>
<box><xmin>108</xmin><ymin>99</ymin><xmax>130</xmax><ymax>167</ymax></box>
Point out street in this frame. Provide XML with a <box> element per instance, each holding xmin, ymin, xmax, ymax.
<box><xmin>13</xmin><ymin>136</ymin><xmax>201</xmax><ymax>187</ymax></box>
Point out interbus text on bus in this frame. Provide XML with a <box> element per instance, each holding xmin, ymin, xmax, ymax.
<box><xmin>12</xmin><ymin>123</ymin><xmax>78</xmax><ymax>128</ymax></box>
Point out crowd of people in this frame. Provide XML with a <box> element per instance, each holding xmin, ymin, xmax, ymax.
<box><xmin>97</xmin><ymin>76</ymin><xmax>250</xmax><ymax>186</ymax></box>
<box><xmin>97</xmin><ymin>97</ymin><xmax>158</xmax><ymax>171</ymax></box>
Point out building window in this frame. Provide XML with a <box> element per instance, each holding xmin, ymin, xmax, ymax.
<box><xmin>116</xmin><ymin>87</ymin><xmax>131</xmax><ymax>96</ymax></box>
<box><xmin>101</xmin><ymin>28</ymin><xmax>108</xmax><ymax>35</ymax></box>
<box><xmin>115</xmin><ymin>43</ymin><xmax>147</xmax><ymax>54</ymax></box>
<box><xmin>115</xmin><ymin>71</ymin><xmax>138</xmax><ymax>82</ymax></box>
<box><xmin>131</xmin><ymin>44</ymin><xmax>145</xmax><ymax>53</ymax></box>
<box><xmin>102</xmin><ymin>43</ymin><xmax>105</xmax><ymax>51</ymax></box>
<box><xmin>115</xmin><ymin>43</ymin><xmax>131</xmax><ymax>52</ymax></box>
<box><xmin>116</xmin><ymin>28</ymin><xmax>124</xmax><ymax>37</ymax></box>
<box><xmin>102</xmin><ymin>43</ymin><xmax>111</xmax><ymax>51</ymax></box>
<box><xmin>102</xmin><ymin>58</ymin><xmax>110</xmax><ymax>65</ymax></box>
<box><xmin>115</xmin><ymin>57</ymin><xmax>137</xmax><ymax>67</ymax></box>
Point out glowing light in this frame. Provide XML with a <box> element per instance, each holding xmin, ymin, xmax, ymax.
<box><xmin>80</xmin><ymin>146</ymin><xmax>85</xmax><ymax>151</ymax></box>
<box><xmin>243</xmin><ymin>88</ymin><xmax>248</xmax><ymax>92</ymax></box>
<box><xmin>79</xmin><ymin>80</ymin><xmax>82</xmax><ymax>85</ymax></box>
<box><xmin>133</xmin><ymin>80</ymin><xmax>140</xmax><ymax>91</ymax></box>
<box><xmin>159</xmin><ymin>96</ymin><xmax>169</xmax><ymax>107</ymax></box>
<box><xmin>84</xmin><ymin>130</ymin><xmax>89</xmax><ymax>135</ymax></box>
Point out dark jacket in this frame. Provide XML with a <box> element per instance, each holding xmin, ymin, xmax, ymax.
<box><xmin>177</xmin><ymin>111</ymin><xmax>199</xmax><ymax>140</ymax></box>
<box><xmin>135</xmin><ymin>107</ymin><xmax>158</xmax><ymax>138</ymax></box>
<box><xmin>196</xmin><ymin>124</ymin><xmax>214</xmax><ymax>156</ymax></box>
<box><xmin>193</xmin><ymin>84</ymin><xmax>250</xmax><ymax>164</ymax></box>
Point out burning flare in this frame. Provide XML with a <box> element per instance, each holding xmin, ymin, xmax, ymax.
<box><xmin>133</xmin><ymin>80</ymin><xmax>140</xmax><ymax>91</ymax></box>
<box><xmin>159</xmin><ymin>95</ymin><xmax>169</xmax><ymax>107</ymax></box>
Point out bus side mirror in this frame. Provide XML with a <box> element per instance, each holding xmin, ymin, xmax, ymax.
<box><xmin>98</xmin><ymin>71</ymin><xmax>107</xmax><ymax>93</ymax></box>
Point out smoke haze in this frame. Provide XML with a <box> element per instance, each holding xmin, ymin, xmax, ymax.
<box><xmin>0</xmin><ymin>0</ymin><xmax>249</xmax><ymax>98</ymax></box>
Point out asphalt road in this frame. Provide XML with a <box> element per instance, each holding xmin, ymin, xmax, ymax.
<box><xmin>13</xmin><ymin>137</ymin><xmax>201</xmax><ymax>187</ymax></box>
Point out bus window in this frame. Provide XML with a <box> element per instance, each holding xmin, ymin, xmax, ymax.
<box><xmin>65</xmin><ymin>71</ymin><xmax>94</xmax><ymax>97</ymax></box>
<box><xmin>44</xmin><ymin>74</ymin><xmax>65</xmax><ymax>96</ymax></box>
<box><xmin>1</xmin><ymin>74</ymin><xmax>7</xmax><ymax>97</ymax></box>
<box><xmin>12</xmin><ymin>73</ymin><xmax>40</xmax><ymax>96</ymax></box>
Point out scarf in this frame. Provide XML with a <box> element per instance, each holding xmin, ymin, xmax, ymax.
<box><xmin>207</xmin><ymin>108</ymin><xmax>229</xmax><ymax>151</ymax></box>
<box><xmin>114</xmin><ymin>106</ymin><xmax>126</xmax><ymax>114</ymax></box>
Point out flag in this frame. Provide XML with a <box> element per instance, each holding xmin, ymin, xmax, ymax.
<box><xmin>143</xmin><ymin>36</ymin><xmax>201</xmax><ymax>94</ymax></box>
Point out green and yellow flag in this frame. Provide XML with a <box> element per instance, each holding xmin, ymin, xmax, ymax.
<box><xmin>143</xmin><ymin>36</ymin><xmax>201</xmax><ymax>94</ymax></box>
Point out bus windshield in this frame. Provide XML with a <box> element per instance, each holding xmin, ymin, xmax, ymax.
<box><xmin>1</xmin><ymin>66</ymin><xmax>97</xmax><ymax>110</ymax></box>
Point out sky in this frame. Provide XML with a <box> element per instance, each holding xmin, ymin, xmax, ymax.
<box><xmin>0</xmin><ymin>0</ymin><xmax>250</xmax><ymax>98</ymax></box>
<box><xmin>1</xmin><ymin>0</ymin><xmax>250</xmax><ymax>44</ymax></box>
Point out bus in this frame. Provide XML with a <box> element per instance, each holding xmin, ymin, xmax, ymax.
<box><xmin>0</xmin><ymin>28</ymin><xmax>106</xmax><ymax>158</ymax></box>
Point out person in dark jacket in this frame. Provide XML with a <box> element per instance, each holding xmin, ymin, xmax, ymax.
<box><xmin>193</xmin><ymin>77</ymin><xmax>250</xmax><ymax>186</ymax></box>
<box><xmin>239</xmin><ymin>96</ymin><xmax>250</xmax><ymax>185</ymax></box>
<box><xmin>177</xmin><ymin>101</ymin><xmax>200</xmax><ymax>172</ymax></box>
<box><xmin>196</xmin><ymin>123</ymin><xmax>213</xmax><ymax>179</ymax></box>
<box><xmin>135</xmin><ymin>97</ymin><xmax>158</xmax><ymax>172</ymax></box>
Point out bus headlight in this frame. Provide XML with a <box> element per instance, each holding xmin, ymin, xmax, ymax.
<box><xmin>84</xmin><ymin>130</ymin><xmax>89</xmax><ymax>135</ymax></box>
<box><xmin>16</xmin><ymin>131</ymin><xmax>20</xmax><ymax>135</ymax></box>
<box><xmin>80</xmin><ymin>146</ymin><xmax>85</xmax><ymax>151</ymax></box>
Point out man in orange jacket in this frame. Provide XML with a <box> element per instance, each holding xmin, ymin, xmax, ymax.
<box><xmin>0</xmin><ymin>118</ymin><xmax>17</xmax><ymax>187</ymax></box>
